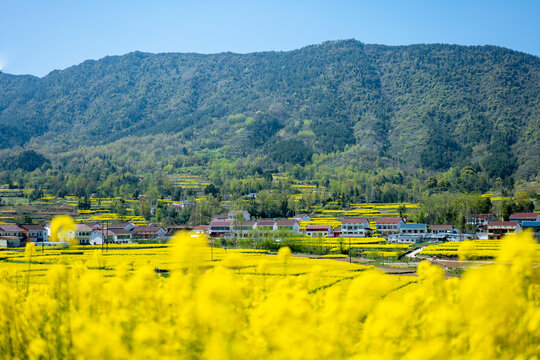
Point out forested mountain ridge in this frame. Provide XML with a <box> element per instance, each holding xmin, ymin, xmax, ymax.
<box><xmin>1</xmin><ymin>40</ymin><xmax>539</xmax><ymax>183</ymax></box>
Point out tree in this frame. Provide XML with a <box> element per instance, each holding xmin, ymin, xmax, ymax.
<box><xmin>28</xmin><ymin>189</ymin><xmax>44</xmax><ymax>202</ymax></box>
<box><xmin>77</xmin><ymin>196</ymin><xmax>91</xmax><ymax>210</ymax></box>
<box><xmin>204</xmin><ymin>184</ymin><xmax>220</xmax><ymax>198</ymax></box>
<box><xmin>139</xmin><ymin>199</ymin><xmax>151</xmax><ymax>220</ymax></box>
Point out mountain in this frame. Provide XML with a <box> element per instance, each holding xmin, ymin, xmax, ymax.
<box><xmin>1</xmin><ymin>40</ymin><xmax>539</xmax><ymax>181</ymax></box>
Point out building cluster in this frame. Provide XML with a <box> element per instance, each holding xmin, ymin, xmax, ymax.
<box><xmin>0</xmin><ymin>222</ymin><xmax>170</xmax><ymax>247</ymax></box>
<box><xmin>477</xmin><ymin>212</ymin><xmax>540</xmax><ymax>240</ymax></box>
<box><xmin>1</xmin><ymin>212</ymin><xmax>538</xmax><ymax>249</ymax></box>
<box><xmin>194</xmin><ymin>210</ymin><xmax>540</xmax><ymax>243</ymax></box>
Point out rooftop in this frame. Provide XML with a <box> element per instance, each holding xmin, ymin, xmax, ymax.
<box><xmin>0</xmin><ymin>225</ymin><xmax>24</xmax><ymax>232</ymax></box>
<box><xmin>133</xmin><ymin>226</ymin><xmax>165</xmax><ymax>233</ymax></box>
<box><xmin>306</xmin><ymin>225</ymin><xmax>331</xmax><ymax>230</ymax></box>
<box><xmin>400</xmin><ymin>223</ymin><xmax>427</xmax><ymax>229</ymax></box>
<box><xmin>488</xmin><ymin>221</ymin><xmax>519</xmax><ymax>227</ymax></box>
<box><xmin>430</xmin><ymin>225</ymin><xmax>453</xmax><ymax>230</ymax></box>
<box><xmin>257</xmin><ymin>220</ymin><xmax>276</xmax><ymax>226</ymax></box>
<box><xmin>376</xmin><ymin>218</ymin><xmax>403</xmax><ymax>224</ymax></box>
<box><xmin>509</xmin><ymin>213</ymin><xmax>539</xmax><ymax>219</ymax></box>
<box><xmin>341</xmin><ymin>218</ymin><xmax>368</xmax><ymax>224</ymax></box>
<box><xmin>19</xmin><ymin>224</ymin><xmax>45</xmax><ymax>231</ymax></box>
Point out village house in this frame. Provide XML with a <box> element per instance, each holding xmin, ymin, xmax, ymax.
<box><xmin>487</xmin><ymin>221</ymin><xmax>520</xmax><ymax>240</ymax></box>
<box><xmin>0</xmin><ymin>236</ymin><xmax>20</xmax><ymax>248</ymax></box>
<box><xmin>90</xmin><ymin>228</ymin><xmax>133</xmax><ymax>245</ymax></box>
<box><xmin>509</xmin><ymin>213</ymin><xmax>540</xmax><ymax>223</ymax></box>
<box><xmin>107</xmin><ymin>222</ymin><xmax>136</xmax><ymax>231</ymax></box>
<box><xmin>211</xmin><ymin>214</ymin><xmax>230</xmax><ymax>222</ymax></box>
<box><xmin>305</xmin><ymin>224</ymin><xmax>332</xmax><ymax>237</ymax></box>
<box><xmin>399</xmin><ymin>223</ymin><xmax>427</xmax><ymax>235</ymax></box>
<box><xmin>209</xmin><ymin>221</ymin><xmax>232</xmax><ymax>238</ymax></box>
<box><xmin>192</xmin><ymin>225</ymin><xmax>210</xmax><ymax>235</ymax></box>
<box><xmin>274</xmin><ymin>220</ymin><xmax>300</xmax><ymax>233</ymax></box>
<box><xmin>76</xmin><ymin>224</ymin><xmax>93</xmax><ymax>245</ymax></box>
<box><xmin>172</xmin><ymin>200</ymin><xmax>194</xmax><ymax>209</ymax></box>
<box><xmin>19</xmin><ymin>224</ymin><xmax>47</xmax><ymax>242</ymax></box>
<box><xmin>255</xmin><ymin>220</ymin><xmax>276</xmax><ymax>236</ymax></box>
<box><xmin>518</xmin><ymin>221</ymin><xmax>540</xmax><ymax>241</ymax></box>
<box><xmin>292</xmin><ymin>214</ymin><xmax>311</xmax><ymax>222</ymax></box>
<box><xmin>466</xmin><ymin>214</ymin><xmax>495</xmax><ymax>228</ymax></box>
<box><xmin>429</xmin><ymin>224</ymin><xmax>456</xmax><ymax>234</ymax></box>
<box><xmin>0</xmin><ymin>225</ymin><xmax>25</xmax><ymax>240</ymax></box>
<box><xmin>43</xmin><ymin>223</ymin><xmax>91</xmax><ymax>244</ymax></box>
<box><xmin>132</xmin><ymin>226</ymin><xmax>167</xmax><ymax>241</ymax></box>
<box><xmin>375</xmin><ymin>218</ymin><xmax>404</xmax><ymax>234</ymax></box>
<box><xmin>340</xmin><ymin>218</ymin><xmax>369</xmax><ymax>237</ymax></box>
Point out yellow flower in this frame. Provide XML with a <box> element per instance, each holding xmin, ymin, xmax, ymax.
<box><xmin>50</xmin><ymin>215</ymin><xmax>76</xmax><ymax>244</ymax></box>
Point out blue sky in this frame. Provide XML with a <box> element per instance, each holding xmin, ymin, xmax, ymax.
<box><xmin>1</xmin><ymin>0</ymin><xmax>539</xmax><ymax>77</ymax></box>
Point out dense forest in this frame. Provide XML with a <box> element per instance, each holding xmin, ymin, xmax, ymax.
<box><xmin>0</xmin><ymin>40</ymin><xmax>539</xmax><ymax>210</ymax></box>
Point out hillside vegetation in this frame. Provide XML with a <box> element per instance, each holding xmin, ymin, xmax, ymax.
<box><xmin>0</xmin><ymin>40</ymin><xmax>539</xmax><ymax>199</ymax></box>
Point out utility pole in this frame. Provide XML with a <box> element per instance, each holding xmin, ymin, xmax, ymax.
<box><xmin>101</xmin><ymin>222</ymin><xmax>104</xmax><ymax>253</ymax></box>
<box><xmin>349</xmin><ymin>237</ymin><xmax>352</xmax><ymax>263</ymax></box>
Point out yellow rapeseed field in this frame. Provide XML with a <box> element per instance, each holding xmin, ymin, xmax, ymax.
<box><xmin>0</xmin><ymin>216</ymin><xmax>538</xmax><ymax>359</ymax></box>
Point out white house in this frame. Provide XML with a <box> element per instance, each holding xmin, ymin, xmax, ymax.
<box><xmin>90</xmin><ymin>229</ymin><xmax>132</xmax><ymax>245</ymax></box>
<box><xmin>19</xmin><ymin>224</ymin><xmax>47</xmax><ymax>242</ymax></box>
<box><xmin>274</xmin><ymin>220</ymin><xmax>300</xmax><ymax>234</ymax></box>
<box><xmin>132</xmin><ymin>226</ymin><xmax>168</xmax><ymax>241</ymax></box>
<box><xmin>399</xmin><ymin>223</ymin><xmax>427</xmax><ymax>235</ymax></box>
<box><xmin>430</xmin><ymin>224</ymin><xmax>456</xmax><ymax>234</ymax></box>
<box><xmin>375</xmin><ymin>218</ymin><xmax>404</xmax><ymax>234</ymax></box>
<box><xmin>305</xmin><ymin>225</ymin><xmax>332</xmax><ymax>237</ymax></box>
<box><xmin>76</xmin><ymin>224</ymin><xmax>93</xmax><ymax>245</ymax></box>
<box><xmin>340</xmin><ymin>218</ymin><xmax>370</xmax><ymax>237</ymax></box>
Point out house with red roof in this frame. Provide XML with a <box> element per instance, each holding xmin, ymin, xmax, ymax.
<box><xmin>132</xmin><ymin>226</ymin><xmax>167</xmax><ymax>241</ymax></box>
<box><xmin>305</xmin><ymin>225</ymin><xmax>332</xmax><ymax>237</ymax></box>
<box><xmin>19</xmin><ymin>224</ymin><xmax>47</xmax><ymax>242</ymax></box>
<box><xmin>192</xmin><ymin>225</ymin><xmax>210</xmax><ymax>235</ymax></box>
<box><xmin>509</xmin><ymin>213</ymin><xmax>539</xmax><ymax>223</ymax></box>
<box><xmin>0</xmin><ymin>225</ymin><xmax>25</xmax><ymax>240</ymax></box>
<box><xmin>274</xmin><ymin>220</ymin><xmax>300</xmax><ymax>233</ymax></box>
<box><xmin>340</xmin><ymin>218</ymin><xmax>370</xmax><ymax>237</ymax></box>
<box><xmin>254</xmin><ymin>220</ymin><xmax>276</xmax><ymax>237</ymax></box>
<box><xmin>429</xmin><ymin>225</ymin><xmax>456</xmax><ymax>234</ymax></box>
<box><xmin>211</xmin><ymin>214</ymin><xmax>230</xmax><ymax>222</ymax></box>
<box><xmin>209</xmin><ymin>221</ymin><xmax>232</xmax><ymax>238</ymax></box>
<box><xmin>375</xmin><ymin>218</ymin><xmax>404</xmax><ymax>234</ymax></box>
<box><xmin>487</xmin><ymin>221</ymin><xmax>520</xmax><ymax>240</ymax></box>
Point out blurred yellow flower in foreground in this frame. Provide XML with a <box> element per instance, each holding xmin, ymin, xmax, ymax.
<box><xmin>50</xmin><ymin>215</ymin><xmax>77</xmax><ymax>244</ymax></box>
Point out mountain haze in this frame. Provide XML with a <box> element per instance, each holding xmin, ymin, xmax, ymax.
<box><xmin>1</xmin><ymin>40</ymin><xmax>539</xmax><ymax>181</ymax></box>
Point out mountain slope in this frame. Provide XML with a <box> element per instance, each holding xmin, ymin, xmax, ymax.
<box><xmin>0</xmin><ymin>40</ymin><xmax>538</xmax><ymax>180</ymax></box>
